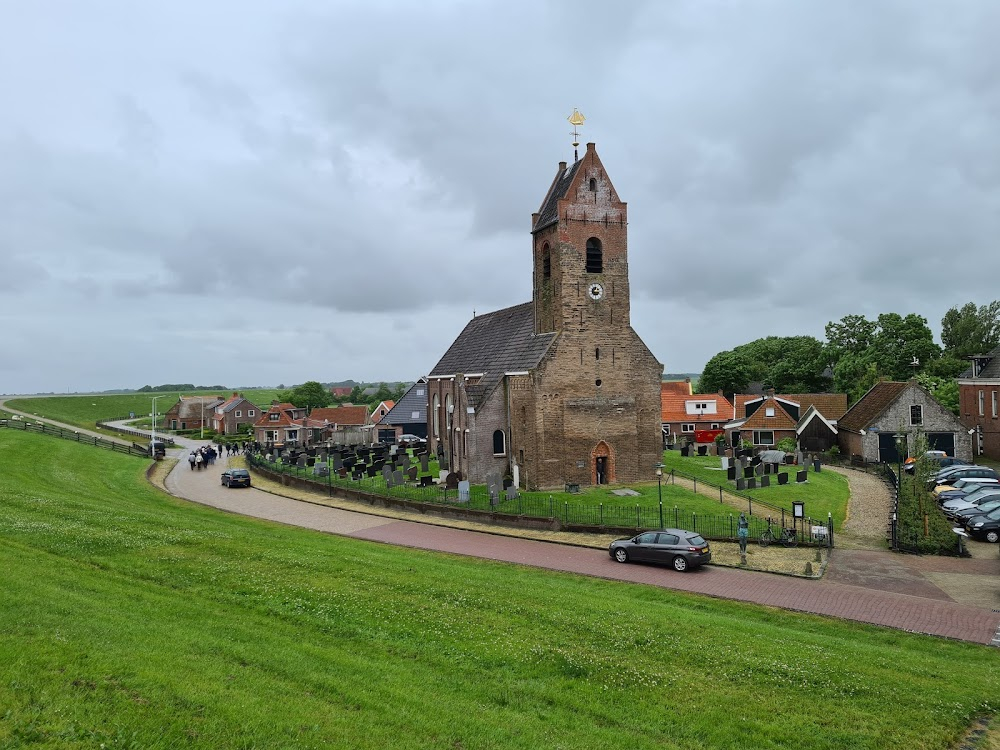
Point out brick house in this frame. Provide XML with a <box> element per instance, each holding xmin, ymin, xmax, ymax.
<box><xmin>211</xmin><ymin>393</ymin><xmax>259</xmax><ymax>435</ymax></box>
<box><xmin>329</xmin><ymin>386</ymin><xmax>353</xmax><ymax>398</ymax></box>
<box><xmin>660</xmin><ymin>380</ymin><xmax>734</xmax><ymax>445</ymax></box>
<box><xmin>162</xmin><ymin>395</ymin><xmax>224</xmax><ymax>431</ymax></box>
<box><xmin>253</xmin><ymin>402</ymin><xmax>309</xmax><ymax>447</ymax></box>
<box><xmin>958</xmin><ymin>346</ymin><xmax>1000</xmax><ymax>459</ymax></box>
<box><xmin>725</xmin><ymin>391</ymin><xmax>849</xmax><ymax>451</ymax></box>
<box><xmin>836</xmin><ymin>380</ymin><xmax>972</xmax><ymax>463</ymax></box>
<box><xmin>427</xmin><ymin>143</ymin><xmax>663</xmax><ymax>490</ymax></box>
<box><xmin>309</xmin><ymin>405</ymin><xmax>369</xmax><ymax>442</ymax></box>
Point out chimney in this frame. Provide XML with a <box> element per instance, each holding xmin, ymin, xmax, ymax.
<box><xmin>766</xmin><ymin>388</ymin><xmax>776</xmax><ymax>398</ymax></box>
<box><xmin>558</xmin><ymin>161</ymin><xmax>567</xmax><ymax>171</ymax></box>
<box><xmin>586</xmin><ymin>142</ymin><xmax>595</xmax><ymax>153</ymax></box>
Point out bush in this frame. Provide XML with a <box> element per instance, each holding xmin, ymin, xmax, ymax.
<box><xmin>896</xmin><ymin>475</ymin><xmax>964</xmax><ymax>555</ymax></box>
<box><xmin>776</xmin><ymin>437</ymin><xmax>797</xmax><ymax>453</ymax></box>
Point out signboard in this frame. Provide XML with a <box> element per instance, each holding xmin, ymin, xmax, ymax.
<box><xmin>792</xmin><ymin>501</ymin><xmax>805</xmax><ymax>518</ymax></box>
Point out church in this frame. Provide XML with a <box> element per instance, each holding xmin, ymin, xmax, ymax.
<box><xmin>426</xmin><ymin>141</ymin><xmax>663</xmax><ymax>491</ymax></box>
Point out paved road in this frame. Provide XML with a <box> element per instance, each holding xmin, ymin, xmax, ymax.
<box><xmin>162</xmin><ymin>441</ymin><xmax>1000</xmax><ymax>646</ymax></box>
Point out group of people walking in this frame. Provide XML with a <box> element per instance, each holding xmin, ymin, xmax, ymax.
<box><xmin>188</xmin><ymin>445</ymin><xmax>219</xmax><ymax>470</ymax></box>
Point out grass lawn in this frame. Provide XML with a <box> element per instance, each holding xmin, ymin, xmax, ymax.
<box><xmin>660</xmin><ymin>450</ymin><xmax>851</xmax><ymax>528</ymax></box>
<box><xmin>1</xmin><ymin>429</ymin><xmax>999</xmax><ymax>749</ymax></box>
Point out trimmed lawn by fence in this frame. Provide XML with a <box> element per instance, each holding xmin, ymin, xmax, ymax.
<box><xmin>2</xmin><ymin>429</ymin><xmax>999</xmax><ymax>749</ymax></box>
<box><xmin>660</xmin><ymin>450</ymin><xmax>851</xmax><ymax>528</ymax></box>
<box><xmin>7</xmin><ymin>392</ymin><xmax>191</xmax><ymax>431</ymax></box>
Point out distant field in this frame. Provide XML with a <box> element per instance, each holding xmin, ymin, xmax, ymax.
<box><xmin>661</xmin><ymin>450</ymin><xmax>851</xmax><ymax>528</ymax></box>
<box><xmin>1</xmin><ymin>428</ymin><xmax>998</xmax><ymax>749</ymax></box>
<box><xmin>6</xmin><ymin>389</ymin><xmax>287</xmax><ymax>430</ymax></box>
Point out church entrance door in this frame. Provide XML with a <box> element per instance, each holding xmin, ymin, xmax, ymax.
<box><xmin>595</xmin><ymin>456</ymin><xmax>608</xmax><ymax>485</ymax></box>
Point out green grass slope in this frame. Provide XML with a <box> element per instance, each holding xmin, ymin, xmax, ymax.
<box><xmin>0</xmin><ymin>430</ymin><xmax>997</xmax><ymax>749</ymax></box>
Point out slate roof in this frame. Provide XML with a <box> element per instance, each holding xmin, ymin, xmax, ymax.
<box><xmin>533</xmin><ymin>160</ymin><xmax>582</xmax><ymax>232</ymax></box>
<box><xmin>310</xmin><ymin>405</ymin><xmax>368</xmax><ymax>426</ymax></box>
<box><xmin>220</xmin><ymin>394</ymin><xmax>255</xmax><ymax>414</ymax></box>
<box><xmin>380</xmin><ymin>379</ymin><xmax>428</xmax><ymax>426</ymax></box>
<box><xmin>959</xmin><ymin>344</ymin><xmax>1000</xmax><ymax>379</ymax></box>
<box><xmin>837</xmin><ymin>381</ymin><xmax>910</xmax><ymax>432</ymax></box>
<box><xmin>429</xmin><ymin>301</ymin><xmax>556</xmax><ymax>409</ymax></box>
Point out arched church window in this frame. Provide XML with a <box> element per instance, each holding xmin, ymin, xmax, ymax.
<box><xmin>492</xmin><ymin>430</ymin><xmax>505</xmax><ymax>456</ymax></box>
<box><xmin>586</xmin><ymin>237</ymin><xmax>603</xmax><ymax>274</ymax></box>
<box><xmin>542</xmin><ymin>243</ymin><xmax>551</xmax><ymax>281</ymax></box>
<box><xmin>445</xmin><ymin>394</ymin><xmax>453</xmax><ymax>432</ymax></box>
<box><xmin>589</xmin><ymin>178</ymin><xmax>597</xmax><ymax>192</ymax></box>
<box><xmin>433</xmin><ymin>394</ymin><xmax>440</xmax><ymax>437</ymax></box>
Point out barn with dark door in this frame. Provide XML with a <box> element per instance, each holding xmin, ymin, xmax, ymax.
<box><xmin>836</xmin><ymin>380</ymin><xmax>972</xmax><ymax>464</ymax></box>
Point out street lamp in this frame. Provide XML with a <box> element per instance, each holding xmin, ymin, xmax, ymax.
<box><xmin>151</xmin><ymin>395</ymin><xmax>163</xmax><ymax>453</ymax></box>
<box><xmin>893</xmin><ymin>432</ymin><xmax>906</xmax><ymax>495</ymax></box>
<box><xmin>655</xmin><ymin>462</ymin><xmax>665</xmax><ymax>527</ymax></box>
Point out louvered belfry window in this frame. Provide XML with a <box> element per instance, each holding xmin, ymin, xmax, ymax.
<box><xmin>586</xmin><ymin>238</ymin><xmax>602</xmax><ymax>273</ymax></box>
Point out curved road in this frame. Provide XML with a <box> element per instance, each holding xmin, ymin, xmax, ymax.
<box><xmin>3</xmin><ymin>399</ymin><xmax>999</xmax><ymax>646</ymax></box>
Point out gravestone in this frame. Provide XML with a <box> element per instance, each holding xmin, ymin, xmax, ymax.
<box><xmin>392</xmin><ymin>469</ymin><xmax>404</xmax><ymax>486</ymax></box>
<box><xmin>760</xmin><ymin>474</ymin><xmax>770</xmax><ymax>488</ymax></box>
<box><xmin>457</xmin><ymin>480</ymin><xmax>470</xmax><ymax>502</ymax></box>
<box><xmin>367</xmin><ymin>465</ymin><xmax>378</xmax><ymax>478</ymax></box>
<box><xmin>505</xmin><ymin>485</ymin><xmax>517</xmax><ymax>501</ymax></box>
<box><xmin>382</xmin><ymin>465</ymin><xmax>394</xmax><ymax>487</ymax></box>
<box><xmin>736</xmin><ymin>478</ymin><xmax>747</xmax><ymax>491</ymax></box>
<box><xmin>332</xmin><ymin>455</ymin><xmax>343</xmax><ymax>470</ymax></box>
<box><xmin>446</xmin><ymin>472</ymin><xmax>460</xmax><ymax>490</ymax></box>
<box><xmin>680</xmin><ymin>446</ymin><xmax>690</xmax><ymax>457</ymax></box>
<box><xmin>419</xmin><ymin>475</ymin><xmax>434</xmax><ymax>487</ymax></box>
<box><xmin>727</xmin><ymin>466</ymin><xmax>737</xmax><ymax>481</ymax></box>
<box><xmin>795</xmin><ymin>452</ymin><xmax>804</xmax><ymax>466</ymax></box>
<box><xmin>720</xmin><ymin>456</ymin><xmax>730</xmax><ymax>471</ymax></box>
<box><xmin>813</xmin><ymin>459</ymin><xmax>822</xmax><ymax>472</ymax></box>
<box><xmin>440</xmin><ymin>470</ymin><xmax>450</xmax><ymax>485</ymax></box>
<box><xmin>747</xmin><ymin>478</ymin><xmax>757</xmax><ymax>490</ymax></box>
<box><xmin>296</xmin><ymin>455</ymin><xmax>307</xmax><ymax>468</ymax></box>
<box><xmin>420</xmin><ymin>454</ymin><xmax>429</xmax><ymax>472</ymax></box>
<box><xmin>796</xmin><ymin>470</ymin><xmax>808</xmax><ymax>483</ymax></box>
<box><xmin>406</xmin><ymin>466</ymin><xmax>418</xmax><ymax>481</ymax></box>
<box><xmin>744</xmin><ymin>466</ymin><xmax>755</xmax><ymax>479</ymax></box>
<box><xmin>697</xmin><ymin>445</ymin><xmax>707</xmax><ymax>456</ymax></box>
<box><xmin>777</xmin><ymin>473</ymin><xmax>789</xmax><ymax>485</ymax></box>
<box><xmin>751</xmin><ymin>455</ymin><xmax>762</xmax><ymax>466</ymax></box>
<box><xmin>313</xmin><ymin>461</ymin><xmax>328</xmax><ymax>477</ymax></box>
<box><xmin>754</xmin><ymin>463</ymin><xmax>763</xmax><ymax>476</ymax></box>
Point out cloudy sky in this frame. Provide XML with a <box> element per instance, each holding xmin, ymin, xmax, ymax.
<box><xmin>2</xmin><ymin>0</ymin><xmax>999</xmax><ymax>394</ymax></box>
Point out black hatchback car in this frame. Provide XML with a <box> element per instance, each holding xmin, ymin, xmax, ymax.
<box><xmin>221</xmin><ymin>468</ymin><xmax>251</xmax><ymax>488</ymax></box>
<box><xmin>609</xmin><ymin>529</ymin><xmax>712</xmax><ymax>572</ymax></box>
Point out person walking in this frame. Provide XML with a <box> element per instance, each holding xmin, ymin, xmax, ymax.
<box><xmin>188</xmin><ymin>452</ymin><xmax>196</xmax><ymax>471</ymax></box>
<box><xmin>195</xmin><ymin>451</ymin><xmax>204</xmax><ymax>470</ymax></box>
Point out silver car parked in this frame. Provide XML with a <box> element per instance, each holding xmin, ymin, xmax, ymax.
<box><xmin>609</xmin><ymin>529</ymin><xmax>712</xmax><ymax>572</ymax></box>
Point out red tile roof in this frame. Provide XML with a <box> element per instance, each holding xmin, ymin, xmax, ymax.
<box><xmin>310</xmin><ymin>405</ymin><xmax>369</xmax><ymax>426</ymax></box>
<box><xmin>661</xmin><ymin>381</ymin><xmax>692</xmax><ymax>397</ymax></box>
<box><xmin>660</xmin><ymin>391</ymin><xmax>734</xmax><ymax>423</ymax></box>
<box><xmin>837</xmin><ymin>382</ymin><xmax>910</xmax><ymax>432</ymax></box>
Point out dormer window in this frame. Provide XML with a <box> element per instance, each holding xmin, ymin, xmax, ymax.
<box><xmin>269</xmin><ymin>413</ymin><xmax>279</xmax><ymax>421</ymax></box>
<box><xmin>585</xmin><ymin>238</ymin><xmax>603</xmax><ymax>273</ymax></box>
<box><xmin>765</xmin><ymin>407</ymin><xmax>775</xmax><ymax>417</ymax></box>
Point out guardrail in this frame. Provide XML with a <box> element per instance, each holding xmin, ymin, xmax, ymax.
<box><xmin>0</xmin><ymin>418</ymin><xmax>149</xmax><ymax>457</ymax></box>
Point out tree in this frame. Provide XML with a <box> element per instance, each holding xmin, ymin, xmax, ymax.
<box><xmin>833</xmin><ymin>353</ymin><xmax>883</xmax><ymax>404</ymax></box>
<box><xmin>825</xmin><ymin>314</ymin><xmax>877</xmax><ymax>365</ymax></box>
<box><xmin>699</xmin><ymin>336</ymin><xmax>828</xmax><ymax>396</ymax></box>
<box><xmin>873</xmin><ymin>313</ymin><xmax>940</xmax><ymax>380</ymax></box>
<box><xmin>941</xmin><ymin>301</ymin><xmax>1000</xmax><ymax>359</ymax></box>
<box><xmin>698</xmin><ymin>350</ymin><xmax>751</xmax><ymax>397</ymax></box>
<box><xmin>285</xmin><ymin>381</ymin><xmax>333</xmax><ymax>411</ymax></box>
<box><xmin>916</xmin><ymin>374</ymin><xmax>959</xmax><ymax>416</ymax></box>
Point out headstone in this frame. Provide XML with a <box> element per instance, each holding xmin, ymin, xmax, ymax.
<box><xmin>406</xmin><ymin>466</ymin><xmax>418</xmax><ymax>481</ymax></box>
<box><xmin>680</xmin><ymin>446</ymin><xmax>690</xmax><ymax>457</ymax></box>
<box><xmin>747</xmin><ymin>478</ymin><xmax>757</xmax><ymax>490</ymax></box>
<box><xmin>457</xmin><ymin>480</ymin><xmax>470</xmax><ymax>501</ymax></box>
<box><xmin>760</xmin><ymin>474</ymin><xmax>770</xmax><ymax>488</ymax></box>
<box><xmin>777</xmin><ymin>473</ymin><xmax>789</xmax><ymax>485</ymax></box>
<box><xmin>795</xmin><ymin>452</ymin><xmax>804</xmax><ymax>466</ymax></box>
<box><xmin>796</xmin><ymin>470</ymin><xmax>808</xmax><ymax>483</ymax></box>
<box><xmin>392</xmin><ymin>469</ymin><xmax>404</xmax><ymax>485</ymax></box>
<box><xmin>419</xmin><ymin>475</ymin><xmax>434</xmax><ymax>487</ymax></box>
<box><xmin>446</xmin><ymin>472</ymin><xmax>460</xmax><ymax>490</ymax></box>
<box><xmin>736</xmin><ymin>478</ymin><xmax>747</xmax><ymax>491</ymax></box>
<box><xmin>763</xmin><ymin>463</ymin><xmax>772</xmax><ymax>475</ymax></box>
<box><xmin>813</xmin><ymin>459</ymin><xmax>822</xmax><ymax>472</ymax></box>
<box><xmin>420</xmin><ymin>454</ymin><xmax>429</xmax><ymax>472</ymax></box>
<box><xmin>751</xmin><ymin>455</ymin><xmax>762</xmax><ymax>466</ymax></box>
<box><xmin>505</xmin><ymin>485</ymin><xmax>517</xmax><ymax>501</ymax></box>
<box><xmin>754</xmin><ymin>463</ymin><xmax>763</xmax><ymax>476</ymax></box>
<box><xmin>297</xmin><ymin>455</ymin><xmax>307</xmax><ymax>468</ymax></box>
<box><xmin>440</xmin><ymin>470</ymin><xmax>450</xmax><ymax>484</ymax></box>
<box><xmin>743</xmin><ymin>466</ymin><xmax>754</xmax><ymax>479</ymax></box>
<box><xmin>333</xmin><ymin>456</ymin><xmax>343</xmax><ymax>470</ymax></box>
<box><xmin>727</xmin><ymin>466</ymin><xmax>736</xmax><ymax>481</ymax></box>
<box><xmin>697</xmin><ymin>445</ymin><xmax>707</xmax><ymax>456</ymax></box>
<box><xmin>720</xmin><ymin>456</ymin><xmax>730</xmax><ymax>470</ymax></box>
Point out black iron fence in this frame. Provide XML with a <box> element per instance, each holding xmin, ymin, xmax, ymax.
<box><xmin>0</xmin><ymin>418</ymin><xmax>149</xmax><ymax>457</ymax></box>
<box><xmin>248</xmin><ymin>453</ymin><xmax>833</xmax><ymax>546</ymax></box>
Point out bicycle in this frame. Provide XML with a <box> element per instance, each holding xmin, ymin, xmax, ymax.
<box><xmin>758</xmin><ymin>520</ymin><xmax>798</xmax><ymax>548</ymax></box>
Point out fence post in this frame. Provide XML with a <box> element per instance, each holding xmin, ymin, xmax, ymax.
<box><xmin>549</xmin><ymin>496</ymin><xmax>553</xmax><ymax>518</ymax></box>
<box><xmin>692</xmin><ymin>512</ymin><xmax>697</xmax><ymax>531</ymax></box>
<box><xmin>636</xmin><ymin>504</ymin><xmax>640</xmax><ymax>528</ymax></box>
<box><xmin>564</xmin><ymin>502</ymin><xmax>568</xmax><ymax>525</ymax></box>
<box><xmin>719</xmin><ymin>487</ymin><xmax>723</xmax><ymax>503</ymax></box>
<box><xmin>600</xmin><ymin>502</ymin><xmax>603</xmax><ymax>526</ymax></box>
<box><xmin>674</xmin><ymin>506</ymin><xmax>678</xmax><ymax>527</ymax></box>
<box><xmin>670</xmin><ymin>469</ymin><xmax>675</xmax><ymax>485</ymax></box>
<box><xmin>693</xmin><ymin>478</ymin><xmax>697</xmax><ymax>494</ymax></box>
<box><xmin>748</xmin><ymin>496</ymin><xmax>752</xmax><ymax>516</ymax></box>
<box><xmin>827</xmin><ymin>512</ymin><xmax>834</xmax><ymax>548</ymax></box>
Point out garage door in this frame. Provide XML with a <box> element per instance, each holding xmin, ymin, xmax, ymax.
<box><xmin>878</xmin><ymin>432</ymin><xmax>906</xmax><ymax>463</ymax></box>
<box><xmin>926</xmin><ymin>432</ymin><xmax>955</xmax><ymax>456</ymax></box>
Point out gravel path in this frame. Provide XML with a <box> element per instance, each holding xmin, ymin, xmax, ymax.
<box><xmin>828</xmin><ymin>465</ymin><xmax>893</xmax><ymax>547</ymax></box>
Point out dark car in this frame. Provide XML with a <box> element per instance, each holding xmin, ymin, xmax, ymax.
<box><xmin>930</xmin><ymin>467</ymin><xmax>998</xmax><ymax>489</ymax></box>
<box><xmin>965</xmin><ymin>507</ymin><xmax>1000</xmax><ymax>543</ymax></box>
<box><xmin>221</xmin><ymin>468</ymin><xmax>251</xmax><ymax>488</ymax></box>
<box><xmin>148</xmin><ymin>440</ymin><xmax>167</xmax><ymax>460</ymax></box>
<box><xmin>609</xmin><ymin>529</ymin><xmax>711</xmax><ymax>572</ymax></box>
<box><xmin>950</xmin><ymin>500</ymin><xmax>1000</xmax><ymax>523</ymax></box>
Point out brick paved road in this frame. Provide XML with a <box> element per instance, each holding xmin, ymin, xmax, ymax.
<box><xmin>162</xmin><ymin>442</ymin><xmax>1000</xmax><ymax>646</ymax></box>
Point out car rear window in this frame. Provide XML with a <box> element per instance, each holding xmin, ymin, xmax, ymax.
<box><xmin>686</xmin><ymin>534</ymin><xmax>707</xmax><ymax>546</ymax></box>
<box><xmin>232</xmin><ymin>470</ymin><xmax>249</xmax><ymax>477</ymax></box>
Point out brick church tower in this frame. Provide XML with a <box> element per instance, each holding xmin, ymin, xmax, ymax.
<box><xmin>426</xmin><ymin>142</ymin><xmax>663</xmax><ymax>490</ymax></box>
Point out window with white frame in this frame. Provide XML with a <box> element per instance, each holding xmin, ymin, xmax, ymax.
<box><xmin>681</xmin><ymin>423</ymin><xmax>695</xmax><ymax>433</ymax></box>
<box><xmin>979</xmin><ymin>390</ymin><xmax>985</xmax><ymax>416</ymax></box>
<box><xmin>753</xmin><ymin>430</ymin><xmax>774</xmax><ymax>446</ymax></box>
<box><xmin>765</xmin><ymin>407</ymin><xmax>775</xmax><ymax>417</ymax></box>
<box><xmin>248</xmin><ymin>410</ymin><xmax>255</xmax><ymax>417</ymax></box>
<box><xmin>662</xmin><ymin>424</ymin><xmax>671</xmax><ymax>434</ymax></box>
<box><xmin>269</xmin><ymin>413</ymin><xmax>280</xmax><ymax>421</ymax></box>
<box><xmin>235</xmin><ymin>410</ymin><xmax>242</xmax><ymax>418</ymax></box>
<box><xmin>710</xmin><ymin>423</ymin><xmax>720</xmax><ymax>430</ymax></box>
<box><xmin>910</xmin><ymin>405</ymin><xmax>923</xmax><ymax>425</ymax></box>
<box><xmin>265</xmin><ymin>430</ymin><xmax>278</xmax><ymax>442</ymax></box>
<box><xmin>286</xmin><ymin>429</ymin><xmax>298</xmax><ymax>441</ymax></box>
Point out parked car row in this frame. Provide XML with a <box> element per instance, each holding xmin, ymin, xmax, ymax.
<box><xmin>932</xmin><ymin>468</ymin><xmax>1000</xmax><ymax>543</ymax></box>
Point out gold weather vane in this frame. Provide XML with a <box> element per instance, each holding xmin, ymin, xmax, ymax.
<box><xmin>568</xmin><ymin>108</ymin><xmax>585</xmax><ymax>162</ymax></box>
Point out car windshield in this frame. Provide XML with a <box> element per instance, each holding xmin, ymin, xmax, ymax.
<box><xmin>685</xmin><ymin>534</ymin><xmax>707</xmax><ymax>546</ymax></box>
